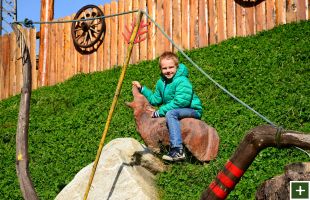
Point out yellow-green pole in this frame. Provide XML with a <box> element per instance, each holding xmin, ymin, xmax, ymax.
<box><xmin>83</xmin><ymin>10</ymin><xmax>143</xmax><ymax>200</ymax></box>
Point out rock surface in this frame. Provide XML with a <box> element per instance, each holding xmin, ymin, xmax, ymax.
<box><xmin>55</xmin><ymin>138</ymin><xmax>166</xmax><ymax>200</ymax></box>
<box><xmin>256</xmin><ymin>162</ymin><xmax>310</xmax><ymax>200</ymax></box>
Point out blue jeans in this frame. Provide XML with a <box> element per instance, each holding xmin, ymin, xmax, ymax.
<box><xmin>165</xmin><ymin>108</ymin><xmax>200</xmax><ymax>148</ymax></box>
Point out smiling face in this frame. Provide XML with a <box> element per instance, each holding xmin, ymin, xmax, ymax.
<box><xmin>160</xmin><ymin>58</ymin><xmax>178</xmax><ymax>80</ymax></box>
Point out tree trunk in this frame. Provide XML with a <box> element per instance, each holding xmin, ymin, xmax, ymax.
<box><xmin>200</xmin><ymin>125</ymin><xmax>310</xmax><ymax>200</ymax></box>
<box><xmin>12</xmin><ymin>24</ymin><xmax>38</xmax><ymax>200</ymax></box>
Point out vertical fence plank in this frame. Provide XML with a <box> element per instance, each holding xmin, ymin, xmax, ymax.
<box><xmin>190</xmin><ymin>0</ymin><xmax>199</xmax><ymax>48</ymax></box>
<box><xmin>110</xmin><ymin>1</ymin><xmax>118</xmax><ymax>67</ymax></box>
<box><xmin>307</xmin><ymin>0</ymin><xmax>310</xmax><ymax>20</ymax></box>
<box><xmin>266</xmin><ymin>0</ymin><xmax>276</xmax><ymax>30</ymax></box>
<box><xmin>55</xmin><ymin>20</ymin><xmax>60</xmax><ymax>80</ymax></box>
<box><xmin>182</xmin><ymin>0</ymin><xmax>190</xmax><ymax>49</ymax></box>
<box><xmin>117</xmin><ymin>0</ymin><xmax>125</xmax><ymax>65</ymax></box>
<box><xmin>1</xmin><ymin>34</ymin><xmax>10</xmax><ymax>99</ymax></box>
<box><xmin>226</xmin><ymin>0</ymin><xmax>236</xmax><ymax>38</ymax></box>
<box><xmin>164</xmin><ymin>0</ymin><xmax>173</xmax><ymax>51</ymax></box>
<box><xmin>58</xmin><ymin>19</ymin><xmax>65</xmax><ymax>82</ymax></box>
<box><xmin>15</xmin><ymin>32</ymin><xmax>22</xmax><ymax>94</ymax></box>
<box><xmin>286</xmin><ymin>0</ymin><xmax>297</xmax><ymax>23</ymax></box>
<box><xmin>103</xmin><ymin>4</ymin><xmax>111</xmax><ymax>69</ymax></box>
<box><xmin>89</xmin><ymin>11</ymin><xmax>97</xmax><ymax>72</ymax></box>
<box><xmin>64</xmin><ymin>16</ymin><xmax>71</xmax><ymax>80</ymax></box>
<box><xmin>89</xmin><ymin>49</ymin><xmax>97</xmax><ymax>73</ymax></box>
<box><xmin>82</xmin><ymin>53</ymin><xmax>90</xmax><ymax>74</ymax></box>
<box><xmin>2</xmin><ymin>35</ymin><xmax>7</xmax><ymax>99</ymax></box>
<box><xmin>75</xmin><ymin>18</ymin><xmax>82</xmax><ymax>74</ymax></box>
<box><xmin>245</xmin><ymin>5</ymin><xmax>255</xmax><ymax>36</ymax></box>
<box><xmin>71</xmin><ymin>14</ymin><xmax>78</xmax><ymax>76</ymax></box>
<box><xmin>4</xmin><ymin>35</ymin><xmax>10</xmax><ymax>98</ymax></box>
<box><xmin>236</xmin><ymin>2</ymin><xmax>246</xmax><ymax>36</ymax></box>
<box><xmin>156</xmin><ymin>0</ymin><xmax>164</xmax><ymax>56</ymax></box>
<box><xmin>9</xmin><ymin>32</ymin><xmax>16</xmax><ymax>96</ymax></box>
<box><xmin>147</xmin><ymin>0</ymin><xmax>156</xmax><ymax>59</ymax></box>
<box><xmin>276</xmin><ymin>0</ymin><xmax>286</xmax><ymax>25</ymax></box>
<box><xmin>44</xmin><ymin>26</ymin><xmax>50</xmax><ymax>87</ymax></box>
<box><xmin>132</xmin><ymin>0</ymin><xmax>140</xmax><ymax>63</ymax></box>
<box><xmin>49</xmin><ymin>23</ymin><xmax>55</xmax><ymax>86</ymax></box>
<box><xmin>30</xmin><ymin>29</ymin><xmax>37</xmax><ymax>90</ymax></box>
<box><xmin>0</xmin><ymin>36</ymin><xmax>3</xmax><ymax>99</ymax></box>
<box><xmin>173</xmin><ymin>0</ymin><xmax>182</xmax><ymax>50</ymax></box>
<box><xmin>217</xmin><ymin>0</ymin><xmax>227</xmax><ymax>42</ymax></box>
<box><xmin>96</xmin><ymin>5</ymin><xmax>104</xmax><ymax>71</ymax></box>
<box><xmin>67</xmin><ymin>15</ymin><xmax>75</xmax><ymax>77</ymax></box>
<box><xmin>296</xmin><ymin>0</ymin><xmax>307</xmax><ymax>20</ymax></box>
<box><xmin>124</xmin><ymin>0</ymin><xmax>133</xmax><ymax>64</ymax></box>
<box><xmin>255</xmin><ymin>1</ymin><xmax>266</xmax><ymax>33</ymax></box>
<box><xmin>198</xmin><ymin>0</ymin><xmax>208</xmax><ymax>47</ymax></box>
<box><xmin>208</xmin><ymin>0</ymin><xmax>217</xmax><ymax>44</ymax></box>
<box><xmin>3</xmin><ymin>35</ymin><xmax>8</xmax><ymax>98</ymax></box>
<box><xmin>48</xmin><ymin>27</ymin><xmax>53</xmax><ymax>85</ymax></box>
<box><xmin>139</xmin><ymin>0</ymin><xmax>148</xmax><ymax>61</ymax></box>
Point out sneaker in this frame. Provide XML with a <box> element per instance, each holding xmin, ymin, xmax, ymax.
<box><xmin>162</xmin><ymin>147</ymin><xmax>185</xmax><ymax>161</ymax></box>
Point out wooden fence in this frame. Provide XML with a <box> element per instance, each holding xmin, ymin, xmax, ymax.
<box><xmin>0</xmin><ymin>28</ymin><xmax>37</xmax><ymax>100</ymax></box>
<box><xmin>0</xmin><ymin>0</ymin><xmax>309</xmax><ymax>100</ymax></box>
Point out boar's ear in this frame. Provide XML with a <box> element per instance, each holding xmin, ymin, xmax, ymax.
<box><xmin>125</xmin><ymin>101</ymin><xmax>134</xmax><ymax>108</ymax></box>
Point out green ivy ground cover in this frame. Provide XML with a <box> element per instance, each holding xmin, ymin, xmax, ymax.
<box><xmin>0</xmin><ymin>21</ymin><xmax>309</xmax><ymax>199</ymax></box>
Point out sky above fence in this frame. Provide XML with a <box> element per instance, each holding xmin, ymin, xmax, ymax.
<box><xmin>14</xmin><ymin>0</ymin><xmax>112</xmax><ymax>31</ymax></box>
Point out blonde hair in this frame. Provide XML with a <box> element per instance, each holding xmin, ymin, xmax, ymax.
<box><xmin>159</xmin><ymin>51</ymin><xmax>179</xmax><ymax>68</ymax></box>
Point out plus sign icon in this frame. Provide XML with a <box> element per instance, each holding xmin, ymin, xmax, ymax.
<box><xmin>290</xmin><ymin>181</ymin><xmax>310</xmax><ymax>200</ymax></box>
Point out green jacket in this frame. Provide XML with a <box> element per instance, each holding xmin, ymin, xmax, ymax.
<box><xmin>141</xmin><ymin>64</ymin><xmax>202</xmax><ymax>118</ymax></box>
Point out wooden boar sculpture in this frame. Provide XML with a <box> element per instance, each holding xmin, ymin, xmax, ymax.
<box><xmin>126</xmin><ymin>86</ymin><xmax>220</xmax><ymax>162</ymax></box>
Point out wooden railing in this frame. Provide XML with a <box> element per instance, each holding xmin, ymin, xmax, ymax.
<box><xmin>0</xmin><ymin>0</ymin><xmax>309</xmax><ymax>100</ymax></box>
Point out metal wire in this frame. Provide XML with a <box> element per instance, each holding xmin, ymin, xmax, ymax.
<box><xmin>12</xmin><ymin>9</ymin><xmax>140</xmax><ymax>26</ymax></box>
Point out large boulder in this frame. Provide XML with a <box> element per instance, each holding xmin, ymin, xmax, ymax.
<box><xmin>55</xmin><ymin>138</ymin><xmax>167</xmax><ymax>200</ymax></box>
<box><xmin>256</xmin><ymin>162</ymin><xmax>310</xmax><ymax>200</ymax></box>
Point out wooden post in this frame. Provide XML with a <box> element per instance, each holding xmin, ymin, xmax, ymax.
<box><xmin>38</xmin><ymin>0</ymin><xmax>54</xmax><ymax>86</ymax></box>
<box><xmin>12</xmin><ymin>24</ymin><xmax>39</xmax><ymax>200</ymax></box>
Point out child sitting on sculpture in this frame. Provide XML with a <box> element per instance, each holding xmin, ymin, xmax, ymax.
<box><xmin>132</xmin><ymin>51</ymin><xmax>203</xmax><ymax>161</ymax></box>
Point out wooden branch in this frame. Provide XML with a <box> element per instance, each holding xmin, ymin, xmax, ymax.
<box><xmin>201</xmin><ymin>124</ymin><xmax>310</xmax><ymax>200</ymax></box>
<box><xmin>12</xmin><ymin>24</ymin><xmax>39</xmax><ymax>200</ymax></box>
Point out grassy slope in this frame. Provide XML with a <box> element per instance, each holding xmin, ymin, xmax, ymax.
<box><xmin>0</xmin><ymin>21</ymin><xmax>309</xmax><ymax>199</ymax></box>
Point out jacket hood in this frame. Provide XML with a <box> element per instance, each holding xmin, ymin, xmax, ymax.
<box><xmin>161</xmin><ymin>63</ymin><xmax>189</xmax><ymax>81</ymax></box>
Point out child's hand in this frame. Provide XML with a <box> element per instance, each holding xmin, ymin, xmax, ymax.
<box><xmin>132</xmin><ymin>81</ymin><xmax>141</xmax><ymax>89</ymax></box>
<box><xmin>147</xmin><ymin>107</ymin><xmax>155</xmax><ymax>112</ymax></box>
